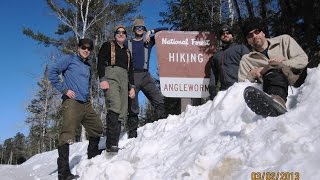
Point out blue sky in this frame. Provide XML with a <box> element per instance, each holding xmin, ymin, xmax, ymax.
<box><xmin>0</xmin><ymin>0</ymin><xmax>167</xmax><ymax>143</ymax></box>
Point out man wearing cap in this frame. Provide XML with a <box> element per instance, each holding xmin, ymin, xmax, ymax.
<box><xmin>49</xmin><ymin>38</ymin><xmax>103</xmax><ymax>180</ymax></box>
<box><xmin>98</xmin><ymin>25</ymin><xmax>135</xmax><ymax>152</ymax></box>
<box><xmin>126</xmin><ymin>18</ymin><xmax>168</xmax><ymax>138</ymax></box>
<box><xmin>239</xmin><ymin>19</ymin><xmax>308</xmax><ymax>117</ymax></box>
<box><xmin>208</xmin><ymin>24</ymin><xmax>250</xmax><ymax>100</ymax></box>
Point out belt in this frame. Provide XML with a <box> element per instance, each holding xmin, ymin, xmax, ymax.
<box><xmin>134</xmin><ymin>69</ymin><xmax>148</xmax><ymax>72</ymax></box>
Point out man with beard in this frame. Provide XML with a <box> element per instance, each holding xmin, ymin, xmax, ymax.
<box><xmin>239</xmin><ymin>21</ymin><xmax>308</xmax><ymax>117</ymax></box>
<box><xmin>126</xmin><ymin>18</ymin><xmax>168</xmax><ymax>138</ymax></box>
<box><xmin>209</xmin><ymin>24</ymin><xmax>250</xmax><ymax>100</ymax></box>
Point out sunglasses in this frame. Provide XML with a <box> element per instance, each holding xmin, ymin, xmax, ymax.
<box><xmin>246</xmin><ymin>29</ymin><xmax>261</xmax><ymax>38</ymax></box>
<box><xmin>80</xmin><ymin>46</ymin><xmax>92</xmax><ymax>51</ymax></box>
<box><xmin>221</xmin><ymin>31</ymin><xmax>231</xmax><ymax>36</ymax></box>
<box><xmin>134</xmin><ymin>26</ymin><xmax>145</xmax><ymax>31</ymax></box>
<box><xmin>115</xmin><ymin>30</ymin><xmax>127</xmax><ymax>35</ymax></box>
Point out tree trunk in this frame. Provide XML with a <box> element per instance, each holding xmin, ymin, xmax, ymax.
<box><xmin>8</xmin><ymin>151</ymin><xmax>13</xmax><ymax>165</ymax></box>
<box><xmin>232</xmin><ymin>0</ymin><xmax>242</xmax><ymax>22</ymax></box>
<box><xmin>227</xmin><ymin>0</ymin><xmax>234</xmax><ymax>24</ymax></box>
<box><xmin>245</xmin><ymin>0</ymin><xmax>254</xmax><ymax>18</ymax></box>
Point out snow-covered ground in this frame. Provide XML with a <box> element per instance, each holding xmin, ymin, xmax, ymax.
<box><xmin>1</xmin><ymin>66</ymin><xmax>320</xmax><ymax>180</ymax></box>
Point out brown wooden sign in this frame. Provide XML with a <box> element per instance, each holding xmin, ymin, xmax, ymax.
<box><xmin>155</xmin><ymin>31</ymin><xmax>216</xmax><ymax>98</ymax></box>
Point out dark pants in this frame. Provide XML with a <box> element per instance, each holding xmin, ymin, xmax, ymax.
<box><xmin>293</xmin><ymin>58</ymin><xmax>320</xmax><ymax>87</ymax></box>
<box><xmin>127</xmin><ymin>71</ymin><xmax>167</xmax><ymax>137</ymax></box>
<box><xmin>262</xmin><ymin>69</ymin><xmax>289</xmax><ymax>101</ymax></box>
<box><xmin>129</xmin><ymin>71</ymin><xmax>166</xmax><ymax>118</ymax></box>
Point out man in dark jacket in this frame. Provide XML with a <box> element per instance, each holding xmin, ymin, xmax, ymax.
<box><xmin>49</xmin><ymin>38</ymin><xmax>103</xmax><ymax>180</ymax></box>
<box><xmin>126</xmin><ymin>18</ymin><xmax>168</xmax><ymax>138</ymax></box>
<box><xmin>209</xmin><ymin>24</ymin><xmax>250</xmax><ymax>99</ymax></box>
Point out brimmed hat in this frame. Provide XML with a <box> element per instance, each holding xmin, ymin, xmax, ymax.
<box><xmin>219</xmin><ymin>24</ymin><xmax>233</xmax><ymax>36</ymax></box>
<box><xmin>132</xmin><ymin>18</ymin><xmax>147</xmax><ymax>31</ymax></box>
<box><xmin>78</xmin><ymin>38</ymin><xmax>93</xmax><ymax>50</ymax></box>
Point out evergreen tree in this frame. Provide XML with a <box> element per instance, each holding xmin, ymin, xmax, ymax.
<box><xmin>26</xmin><ymin>65</ymin><xmax>59</xmax><ymax>153</ymax></box>
<box><xmin>0</xmin><ymin>144</ymin><xmax>4</xmax><ymax>164</ymax></box>
<box><xmin>1</xmin><ymin>138</ymin><xmax>13</xmax><ymax>164</ymax></box>
<box><xmin>160</xmin><ymin>0</ymin><xmax>221</xmax><ymax>31</ymax></box>
<box><xmin>12</xmin><ymin>133</ymin><xmax>27</xmax><ymax>165</ymax></box>
<box><xmin>0</xmin><ymin>134</ymin><xmax>27</xmax><ymax>164</ymax></box>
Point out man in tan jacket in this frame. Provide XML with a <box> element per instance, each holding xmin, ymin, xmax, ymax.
<box><xmin>239</xmin><ymin>21</ymin><xmax>308</xmax><ymax>117</ymax></box>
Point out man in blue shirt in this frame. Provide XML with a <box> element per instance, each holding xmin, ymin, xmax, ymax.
<box><xmin>126</xmin><ymin>19</ymin><xmax>168</xmax><ymax>138</ymax></box>
<box><xmin>49</xmin><ymin>38</ymin><xmax>103</xmax><ymax>180</ymax></box>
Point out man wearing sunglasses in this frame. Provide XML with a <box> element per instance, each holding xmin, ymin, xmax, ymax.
<box><xmin>98</xmin><ymin>25</ymin><xmax>136</xmax><ymax>153</ymax></box>
<box><xmin>208</xmin><ymin>24</ymin><xmax>250</xmax><ymax>100</ymax></box>
<box><xmin>49</xmin><ymin>38</ymin><xmax>103</xmax><ymax>180</ymax></box>
<box><xmin>239</xmin><ymin>20</ymin><xmax>308</xmax><ymax>117</ymax></box>
<box><xmin>126</xmin><ymin>18</ymin><xmax>168</xmax><ymax>138</ymax></box>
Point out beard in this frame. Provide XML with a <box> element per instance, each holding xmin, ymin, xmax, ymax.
<box><xmin>221</xmin><ymin>38</ymin><xmax>233</xmax><ymax>45</ymax></box>
<box><xmin>251</xmin><ymin>38</ymin><xmax>264</xmax><ymax>49</ymax></box>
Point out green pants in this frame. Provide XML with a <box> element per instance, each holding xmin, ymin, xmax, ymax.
<box><xmin>58</xmin><ymin>99</ymin><xmax>103</xmax><ymax>146</ymax></box>
<box><xmin>104</xmin><ymin>66</ymin><xmax>129</xmax><ymax>122</ymax></box>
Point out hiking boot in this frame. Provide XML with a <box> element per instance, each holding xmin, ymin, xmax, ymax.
<box><xmin>128</xmin><ymin>130</ymin><xmax>137</xmax><ymax>138</ymax></box>
<box><xmin>57</xmin><ymin>144</ymin><xmax>79</xmax><ymax>180</ymax></box>
<box><xmin>106</xmin><ymin>146</ymin><xmax>120</xmax><ymax>153</ymax></box>
<box><xmin>87</xmin><ymin>136</ymin><xmax>102</xmax><ymax>159</ymax></box>
<box><xmin>105</xmin><ymin>111</ymin><xmax>121</xmax><ymax>150</ymax></box>
<box><xmin>58</xmin><ymin>172</ymin><xmax>79</xmax><ymax>180</ymax></box>
<box><xmin>127</xmin><ymin>115</ymin><xmax>139</xmax><ymax>138</ymax></box>
<box><xmin>243</xmin><ymin>86</ymin><xmax>287</xmax><ymax>117</ymax></box>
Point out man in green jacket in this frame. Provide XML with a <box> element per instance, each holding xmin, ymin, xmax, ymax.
<box><xmin>239</xmin><ymin>21</ymin><xmax>308</xmax><ymax>117</ymax></box>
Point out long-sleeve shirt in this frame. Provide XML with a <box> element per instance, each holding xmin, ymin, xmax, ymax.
<box><xmin>210</xmin><ymin>42</ymin><xmax>250</xmax><ymax>91</ymax></box>
<box><xmin>238</xmin><ymin>34</ymin><xmax>308</xmax><ymax>82</ymax></box>
<box><xmin>97</xmin><ymin>40</ymin><xmax>134</xmax><ymax>85</ymax></box>
<box><xmin>48</xmin><ymin>55</ymin><xmax>91</xmax><ymax>102</ymax></box>
<box><xmin>128</xmin><ymin>27</ymin><xmax>168</xmax><ymax>71</ymax></box>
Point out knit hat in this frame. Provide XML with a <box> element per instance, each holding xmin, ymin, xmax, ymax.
<box><xmin>113</xmin><ymin>24</ymin><xmax>127</xmax><ymax>37</ymax></box>
<box><xmin>132</xmin><ymin>18</ymin><xmax>147</xmax><ymax>31</ymax></box>
<box><xmin>219</xmin><ymin>24</ymin><xmax>233</xmax><ymax>36</ymax></box>
<box><xmin>114</xmin><ymin>24</ymin><xmax>126</xmax><ymax>32</ymax></box>
<box><xmin>242</xmin><ymin>18</ymin><xmax>264</xmax><ymax>37</ymax></box>
<box><xmin>78</xmin><ymin>38</ymin><xmax>93</xmax><ymax>50</ymax></box>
